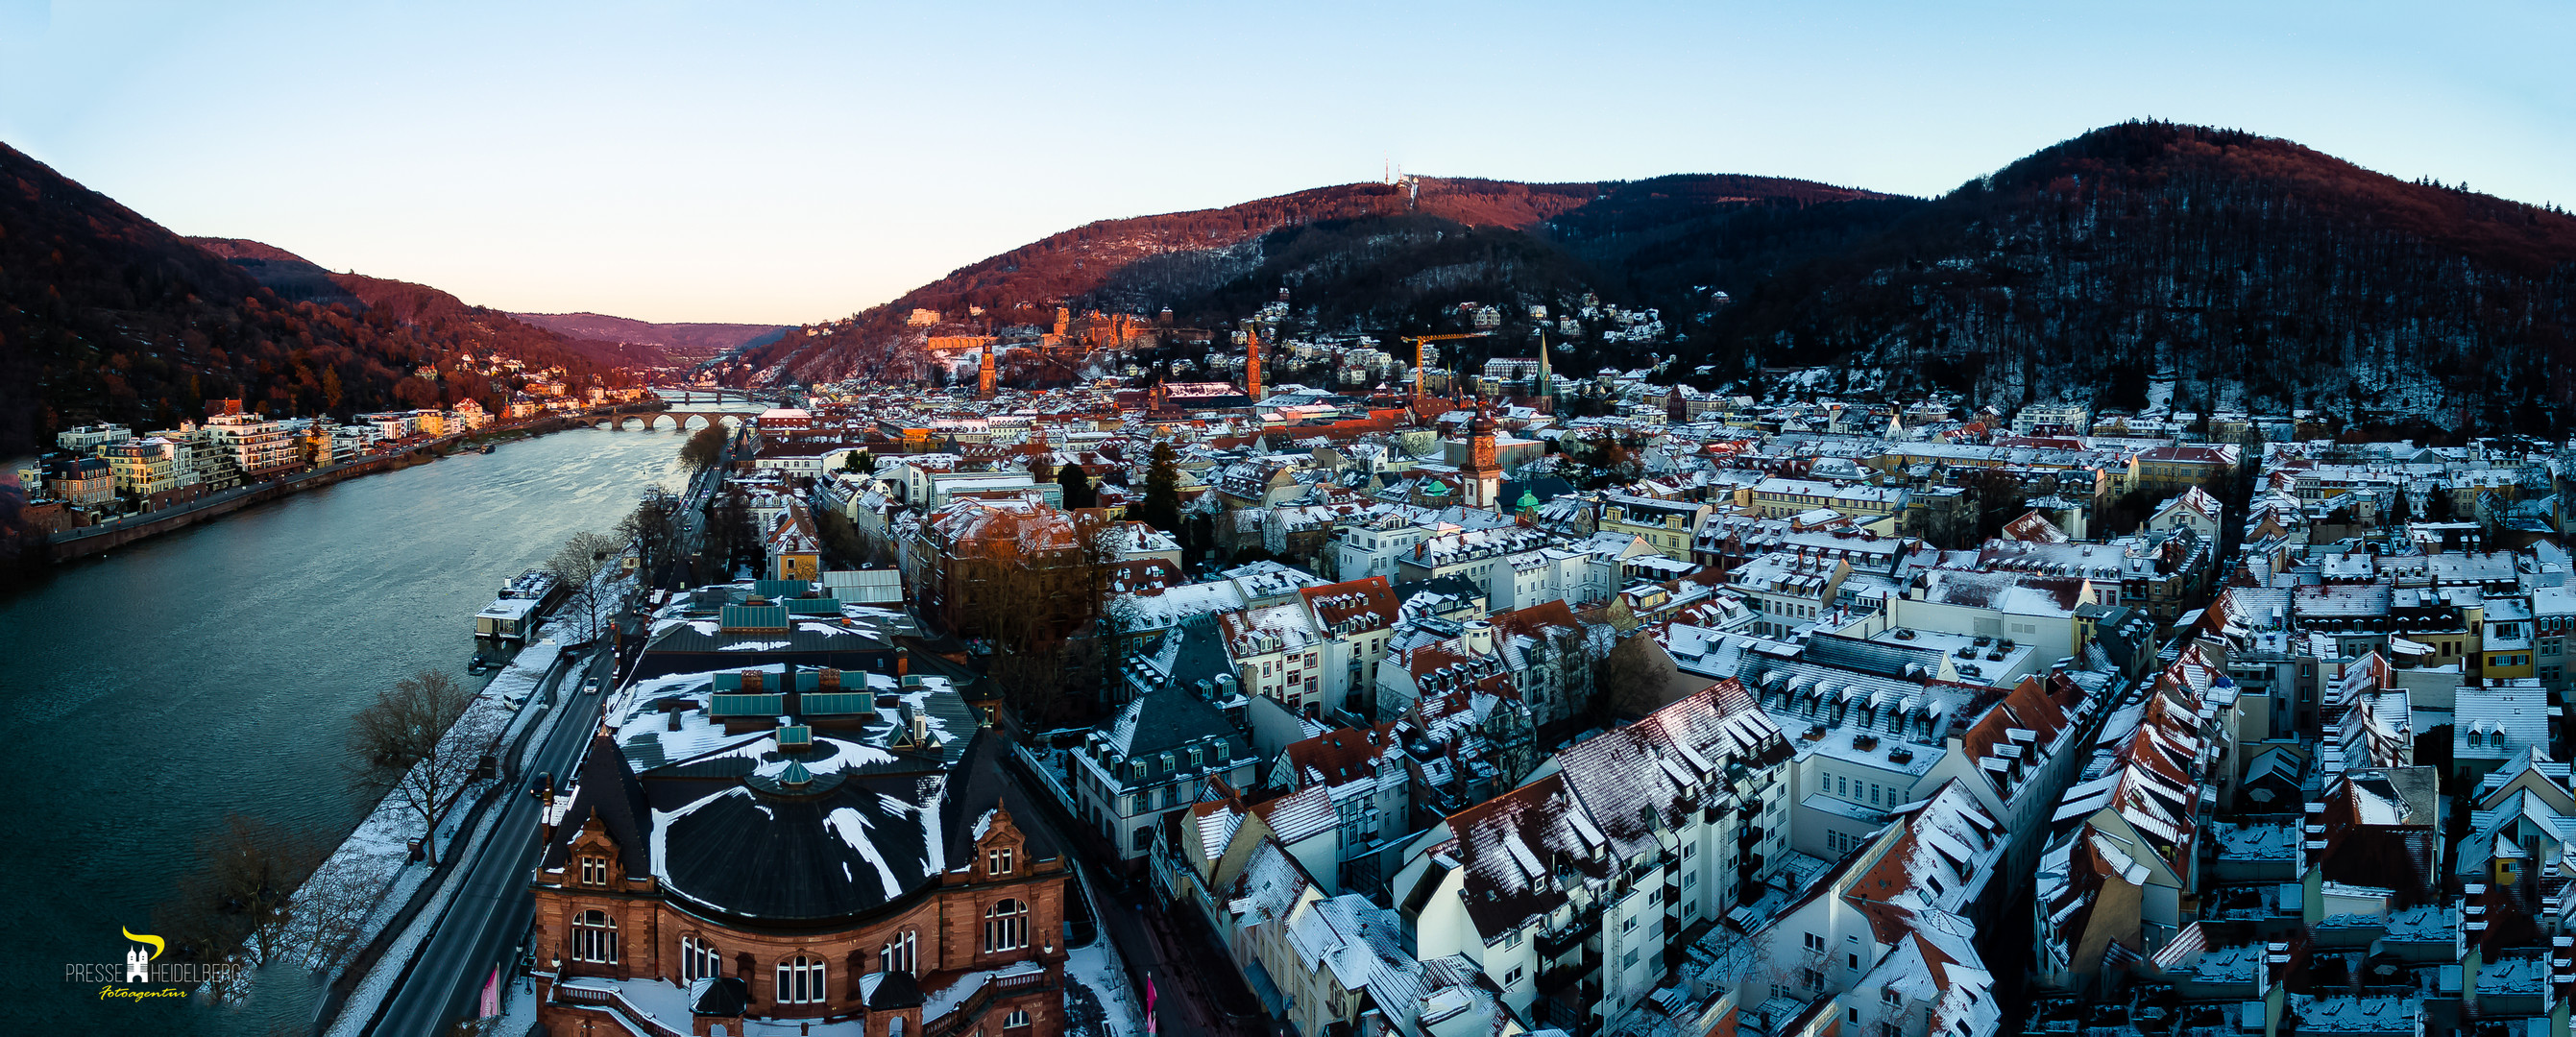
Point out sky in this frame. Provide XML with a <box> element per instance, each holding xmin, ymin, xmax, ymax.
<box><xmin>2</xmin><ymin>1</ymin><xmax>2569</xmax><ymax>326</ymax></box>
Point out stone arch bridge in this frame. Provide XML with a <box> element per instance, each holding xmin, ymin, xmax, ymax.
<box><xmin>590</xmin><ymin>412</ymin><xmax>745</xmax><ymax>432</ymax></box>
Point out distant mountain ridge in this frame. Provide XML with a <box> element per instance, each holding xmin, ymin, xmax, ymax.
<box><xmin>187</xmin><ymin>237</ymin><xmax>668</xmax><ymax>371</ymax></box>
<box><xmin>509</xmin><ymin>311</ymin><xmax>790</xmax><ymax>362</ymax></box>
<box><xmin>741</xmin><ymin>123</ymin><xmax>2576</xmax><ymax>434</ymax></box>
<box><xmin>741</xmin><ymin>174</ymin><xmax>1896</xmax><ymax>382</ymax></box>
<box><xmin>1700</xmin><ymin>122</ymin><xmax>2576</xmax><ymax>430</ymax></box>
<box><xmin>0</xmin><ymin>136</ymin><xmax>655</xmax><ymax>456</ymax></box>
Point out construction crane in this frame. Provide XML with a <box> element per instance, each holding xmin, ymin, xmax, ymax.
<box><xmin>1402</xmin><ymin>332</ymin><xmax>1492</xmax><ymax>399</ymax></box>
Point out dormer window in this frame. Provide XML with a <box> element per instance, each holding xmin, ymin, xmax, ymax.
<box><xmin>580</xmin><ymin>856</ymin><xmax>609</xmax><ymax>885</ymax></box>
<box><xmin>987</xmin><ymin>847</ymin><xmax>1015</xmax><ymax>877</ymax></box>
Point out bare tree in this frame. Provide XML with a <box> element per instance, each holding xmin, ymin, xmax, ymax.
<box><xmin>679</xmin><ymin>423</ymin><xmax>729</xmax><ymax>472</ymax></box>
<box><xmin>973</xmin><ymin>513</ymin><xmax>1124</xmax><ymax>728</ymax></box>
<box><xmin>704</xmin><ymin>489</ymin><xmax>759</xmax><ymax>578</ymax></box>
<box><xmin>620</xmin><ymin>489</ymin><xmax>682</xmax><ymax>587</ymax></box>
<box><xmin>350</xmin><ymin>668</ymin><xmax>478</xmax><ymax>865</ymax></box>
<box><xmin>206</xmin><ymin>813</ymin><xmax>325</xmax><ymax>967</ymax></box>
<box><xmin>288</xmin><ymin>857</ymin><xmax>381</xmax><ymax>974</ymax></box>
<box><xmin>1591</xmin><ymin>631</ymin><xmax>1679</xmax><ymax>725</ymax></box>
<box><xmin>547</xmin><ymin>530</ymin><xmax>624</xmax><ymax>644</ymax></box>
<box><xmin>1535</xmin><ymin>623</ymin><xmax>1602</xmax><ymax>722</ymax></box>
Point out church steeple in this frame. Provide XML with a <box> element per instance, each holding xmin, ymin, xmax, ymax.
<box><xmin>976</xmin><ymin>344</ymin><xmax>995</xmax><ymax>400</ymax></box>
<box><xmin>1536</xmin><ymin>330</ymin><xmax>1554</xmax><ymax>413</ymax></box>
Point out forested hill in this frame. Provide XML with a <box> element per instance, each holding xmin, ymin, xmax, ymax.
<box><xmin>0</xmin><ymin>137</ymin><xmax>651</xmax><ymax>456</ymax></box>
<box><xmin>1699</xmin><ymin>121</ymin><xmax>2576</xmax><ymax>431</ymax></box>
<box><xmin>738</xmin><ymin>122</ymin><xmax>2576</xmax><ymax>434</ymax></box>
<box><xmin>188</xmin><ymin>238</ymin><xmax>668</xmax><ymax>373</ymax></box>
<box><xmin>734</xmin><ymin>175</ymin><xmax>1899</xmax><ymax>383</ymax></box>
<box><xmin>508</xmin><ymin>311</ymin><xmax>790</xmax><ymax>362</ymax></box>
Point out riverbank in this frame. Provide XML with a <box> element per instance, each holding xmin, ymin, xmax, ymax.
<box><xmin>0</xmin><ymin>425</ymin><xmax>698</xmax><ymax>1036</ymax></box>
<box><xmin>39</xmin><ymin>413</ymin><xmax>610</xmax><ymax>564</ymax></box>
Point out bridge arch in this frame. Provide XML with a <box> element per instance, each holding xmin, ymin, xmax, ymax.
<box><xmin>670</xmin><ymin>412</ymin><xmax>743</xmax><ymax>432</ymax></box>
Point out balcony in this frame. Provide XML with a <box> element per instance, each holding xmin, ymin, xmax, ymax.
<box><xmin>927</xmin><ymin>970</ymin><xmax>1053</xmax><ymax>1037</ymax></box>
<box><xmin>1537</xmin><ymin>914</ymin><xmax>1603</xmax><ymax>959</ymax></box>
<box><xmin>1536</xmin><ymin>957</ymin><xmax>1597</xmax><ymax>997</ymax></box>
<box><xmin>1738</xmin><ymin>825</ymin><xmax>1765</xmax><ymax>846</ymax></box>
<box><xmin>553</xmin><ymin>982</ymin><xmax>692</xmax><ymax>1037</ymax></box>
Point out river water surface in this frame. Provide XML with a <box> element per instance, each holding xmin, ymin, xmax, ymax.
<box><xmin>0</xmin><ymin>424</ymin><xmax>715</xmax><ymax>1034</ymax></box>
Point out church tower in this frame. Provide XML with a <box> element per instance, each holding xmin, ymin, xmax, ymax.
<box><xmin>1244</xmin><ymin>323</ymin><xmax>1263</xmax><ymax>401</ymax></box>
<box><xmin>977</xmin><ymin>344</ymin><xmax>996</xmax><ymax>399</ymax></box>
<box><xmin>1462</xmin><ymin>402</ymin><xmax>1503</xmax><ymax>511</ymax></box>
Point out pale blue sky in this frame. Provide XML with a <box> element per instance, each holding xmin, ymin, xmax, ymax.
<box><xmin>3</xmin><ymin>1</ymin><xmax>2567</xmax><ymax>324</ymax></box>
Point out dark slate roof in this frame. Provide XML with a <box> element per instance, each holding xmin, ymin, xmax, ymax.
<box><xmin>1799</xmin><ymin>633</ymin><xmax>1948</xmax><ymax>682</ymax></box>
<box><xmin>656</xmin><ymin>774</ymin><xmax>938</xmax><ymax>924</ymax></box>
<box><xmin>543</xmin><ymin>731</ymin><xmax>658</xmax><ymax>880</ymax></box>
<box><xmin>1104</xmin><ymin>681</ymin><xmax>1241</xmax><ymax>760</ymax></box>
<box><xmin>940</xmin><ymin>730</ymin><xmax>1062</xmax><ymax>867</ymax></box>
<box><xmin>691</xmin><ymin>976</ymin><xmax>748</xmax><ymax>1017</ymax></box>
<box><xmin>862</xmin><ymin>969</ymin><xmax>924</xmax><ymax>1009</ymax></box>
<box><xmin>1164</xmin><ymin>616</ymin><xmax>1237</xmax><ymax>688</ymax></box>
<box><xmin>635</xmin><ymin>622</ymin><xmax>899</xmax><ymax>679</ymax></box>
<box><xmin>1500</xmin><ymin>475</ymin><xmax>1576</xmax><ymax>507</ymax></box>
<box><xmin>1392</xmin><ymin>575</ymin><xmax>1485</xmax><ymax>609</ymax></box>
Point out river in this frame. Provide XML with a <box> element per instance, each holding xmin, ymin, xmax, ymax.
<box><xmin>0</xmin><ymin>422</ymin><xmax>725</xmax><ymax>1034</ymax></box>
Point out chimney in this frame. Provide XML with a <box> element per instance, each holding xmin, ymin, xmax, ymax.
<box><xmin>819</xmin><ymin>668</ymin><xmax>841</xmax><ymax>692</ymax></box>
<box><xmin>741</xmin><ymin>669</ymin><xmax>765</xmax><ymax>692</ymax></box>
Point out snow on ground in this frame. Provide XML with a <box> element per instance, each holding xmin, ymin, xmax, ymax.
<box><xmin>1063</xmin><ymin>934</ymin><xmax>1145</xmax><ymax>1037</ymax></box>
<box><xmin>292</xmin><ymin>646</ymin><xmax>555</xmax><ymax>977</ymax></box>
<box><xmin>1060</xmin><ymin>860</ymin><xmax>1145</xmax><ymax>1037</ymax></box>
<box><xmin>304</xmin><ymin>647</ymin><xmax>579</xmax><ymax>1033</ymax></box>
<box><xmin>475</xmin><ymin>970</ymin><xmax>544</xmax><ymax>1036</ymax></box>
<box><xmin>333</xmin><ymin>655</ymin><xmax>589</xmax><ymax>1034</ymax></box>
<box><xmin>324</xmin><ymin>757</ymin><xmax>525</xmax><ymax>1037</ymax></box>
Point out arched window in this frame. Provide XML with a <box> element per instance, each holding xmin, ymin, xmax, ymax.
<box><xmin>880</xmin><ymin>929</ymin><xmax>916</xmax><ymax>976</ymax></box>
<box><xmin>776</xmin><ymin>954</ymin><xmax>826</xmax><ymax>1004</ymax></box>
<box><xmin>984</xmin><ymin>899</ymin><xmax>1029</xmax><ymax>953</ymax></box>
<box><xmin>682</xmin><ymin>936</ymin><xmax>720</xmax><ymax>982</ymax></box>
<box><xmin>572</xmin><ymin>910</ymin><xmax>618</xmax><ymax>964</ymax></box>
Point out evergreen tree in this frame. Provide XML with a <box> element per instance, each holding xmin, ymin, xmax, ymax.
<box><xmin>1057</xmin><ymin>462</ymin><xmax>1098</xmax><ymax>510</ymax></box>
<box><xmin>1140</xmin><ymin>442</ymin><xmax>1181</xmax><ymax>532</ymax></box>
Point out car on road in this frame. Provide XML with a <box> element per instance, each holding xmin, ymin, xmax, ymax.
<box><xmin>581</xmin><ymin>680</ymin><xmax>599</xmax><ymax>696</ymax></box>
